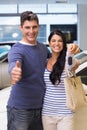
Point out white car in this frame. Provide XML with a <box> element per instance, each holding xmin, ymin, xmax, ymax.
<box><xmin>0</xmin><ymin>45</ymin><xmax>11</xmax><ymax>89</ymax></box>
<box><xmin>75</xmin><ymin>51</ymin><xmax>87</xmax><ymax>85</ymax></box>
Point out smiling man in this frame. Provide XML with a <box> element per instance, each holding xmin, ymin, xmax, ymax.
<box><xmin>7</xmin><ymin>11</ymin><xmax>51</xmax><ymax>130</ymax></box>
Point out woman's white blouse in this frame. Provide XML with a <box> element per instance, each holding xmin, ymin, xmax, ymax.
<box><xmin>42</xmin><ymin>69</ymin><xmax>74</xmax><ymax>116</ymax></box>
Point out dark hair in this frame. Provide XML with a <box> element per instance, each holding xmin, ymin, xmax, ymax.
<box><xmin>20</xmin><ymin>11</ymin><xmax>39</xmax><ymax>26</ymax></box>
<box><xmin>48</xmin><ymin>29</ymin><xmax>67</xmax><ymax>85</ymax></box>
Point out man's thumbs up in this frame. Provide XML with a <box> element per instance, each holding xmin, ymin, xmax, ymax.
<box><xmin>11</xmin><ymin>61</ymin><xmax>22</xmax><ymax>85</ymax></box>
<box><xmin>16</xmin><ymin>60</ymin><xmax>21</xmax><ymax>68</ymax></box>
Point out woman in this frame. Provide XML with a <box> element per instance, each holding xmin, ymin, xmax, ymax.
<box><xmin>42</xmin><ymin>29</ymin><xmax>79</xmax><ymax>130</ymax></box>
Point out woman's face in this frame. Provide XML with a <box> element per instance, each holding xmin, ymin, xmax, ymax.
<box><xmin>49</xmin><ymin>34</ymin><xmax>63</xmax><ymax>54</ymax></box>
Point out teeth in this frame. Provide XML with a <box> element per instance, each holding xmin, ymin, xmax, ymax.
<box><xmin>54</xmin><ymin>46</ymin><xmax>59</xmax><ymax>49</ymax></box>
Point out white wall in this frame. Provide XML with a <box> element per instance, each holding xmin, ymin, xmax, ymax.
<box><xmin>0</xmin><ymin>0</ymin><xmax>87</xmax><ymax>4</ymax></box>
<box><xmin>0</xmin><ymin>3</ymin><xmax>87</xmax><ymax>50</ymax></box>
<box><xmin>78</xmin><ymin>4</ymin><xmax>87</xmax><ymax>50</ymax></box>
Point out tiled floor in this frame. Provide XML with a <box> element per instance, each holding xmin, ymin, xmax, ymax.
<box><xmin>0</xmin><ymin>87</ymin><xmax>11</xmax><ymax>130</ymax></box>
<box><xmin>0</xmin><ymin>86</ymin><xmax>87</xmax><ymax>130</ymax></box>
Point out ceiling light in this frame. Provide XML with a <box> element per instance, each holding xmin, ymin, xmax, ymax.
<box><xmin>55</xmin><ymin>0</ymin><xmax>68</xmax><ymax>3</ymax></box>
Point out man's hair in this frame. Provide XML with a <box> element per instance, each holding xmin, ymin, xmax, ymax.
<box><xmin>20</xmin><ymin>11</ymin><xmax>39</xmax><ymax>26</ymax></box>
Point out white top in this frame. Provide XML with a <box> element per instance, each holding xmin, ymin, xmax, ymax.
<box><xmin>42</xmin><ymin>53</ymin><xmax>77</xmax><ymax>116</ymax></box>
<box><xmin>42</xmin><ymin>69</ymin><xmax>74</xmax><ymax>116</ymax></box>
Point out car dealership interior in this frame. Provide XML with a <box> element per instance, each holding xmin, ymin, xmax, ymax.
<box><xmin>0</xmin><ymin>0</ymin><xmax>87</xmax><ymax>130</ymax></box>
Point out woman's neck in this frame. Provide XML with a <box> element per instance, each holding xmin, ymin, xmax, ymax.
<box><xmin>51</xmin><ymin>52</ymin><xmax>59</xmax><ymax>62</ymax></box>
<box><xmin>47</xmin><ymin>53</ymin><xmax>59</xmax><ymax>71</ymax></box>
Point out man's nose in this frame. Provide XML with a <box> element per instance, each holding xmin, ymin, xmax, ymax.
<box><xmin>30</xmin><ymin>28</ymin><xmax>33</xmax><ymax>33</ymax></box>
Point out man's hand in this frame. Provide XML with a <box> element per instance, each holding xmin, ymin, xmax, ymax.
<box><xmin>11</xmin><ymin>61</ymin><xmax>22</xmax><ymax>85</ymax></box>
<box><xmin>67</xmin><ymin>43</ymin><xmax>80</xmax><ymax>54</ymax></box>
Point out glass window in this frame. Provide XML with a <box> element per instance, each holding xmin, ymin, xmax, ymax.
<box><xmin>0</xmin><ymin>12</ymin><xmax>77</xmax><ymax>44</ymax></box>
<box><xmin>0</xmin><ymin>25</ymin><xmax>22</xmax><ymax>42</ymax></box>
<box><xmin>37</xmin><ymin>25</ymin><xmax>46</xmax><ymax>44</ymax></box>
<box><xmin>0</xmin><ymin>4</ymin><xmax>17</xmax><ymax>13</ymax></box>
<box><xmin>50</xmin><ymin>24</ymin><xmax>77</xmax><ymax>43</ymax></box>
<box><xmin>0</xmin><ymin>25</ymin><xmax>46</xmax><ymax>44</ymax></box>
<box><xmin>48</xmin><ymin>4</ymin><xmax>77</xmax><ymax>13</ymax></box>
<box><xmin>19</xmin><ymin>4</ymin><xmax>46</xmax><ymax>13</ymax></box>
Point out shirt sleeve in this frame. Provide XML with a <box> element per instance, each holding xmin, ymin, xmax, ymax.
<box><xmin>8</xmin><ymin>46</ymin><xmax>22</xmax><ymax>77</ymax></box>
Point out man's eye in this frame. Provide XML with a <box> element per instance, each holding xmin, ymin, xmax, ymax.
<box><xmin>33</xmin><ymin>26</ymin><xmax>37</xmax><ymax>29</ymax></box>
<box><xmin>25</xmin><ymin>27</ymin><xmax>30</xmax><ymax>29</ymax></box>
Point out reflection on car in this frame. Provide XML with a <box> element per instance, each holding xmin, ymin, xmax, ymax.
<box><xmin>0</xmin><ymin>45</ymin><xmax>11</xmax><ymax>63</ymax></box>
<box><xmin>75</xmin><ymin>51</ymin><xmax>87</xmax><ymax>85</ymax></box>
<box><xmin>0</xmin><ymin>44</ymin><xmax>11</xmax><ymax>89</ymax></box>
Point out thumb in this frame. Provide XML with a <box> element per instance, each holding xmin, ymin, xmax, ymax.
<box><xmin>15</xmin><ymin>61</ymin><xmax>21</xmax><ymax>68</ymax></box>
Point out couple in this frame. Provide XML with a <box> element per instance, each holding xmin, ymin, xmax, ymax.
<box><xmin>7</xmin><ymin>11</ymin><xmax>80</xmax><ymax>130</ymax></box>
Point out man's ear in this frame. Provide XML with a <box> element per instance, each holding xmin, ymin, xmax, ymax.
<box><xmin>20</xmin><ymin>25</ymin><xmax>23</xmax><ymax>31</ymax></box>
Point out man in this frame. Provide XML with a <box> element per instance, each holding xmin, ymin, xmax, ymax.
<box><xmin>7</xmin><ymin>11</ymin><xmax>80</xmax><ymax>130</ymax></box>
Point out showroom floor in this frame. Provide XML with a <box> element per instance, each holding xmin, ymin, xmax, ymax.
<box><xmin>0</xmin><ymin>86</ymin><xmax>87</xmax><ymax>130</ymax></box>
<box><xmin>0</xmin><ymin>87</ymin><xmax>11</xmax><ymax>130</ymax></box>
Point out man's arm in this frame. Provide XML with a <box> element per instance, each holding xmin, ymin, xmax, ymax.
<box><xmin>67</xmin><ymin>43</ymin><xmax>80</xmax><ymax>54</ymax></box>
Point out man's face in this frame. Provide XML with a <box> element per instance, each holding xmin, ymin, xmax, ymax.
<box><xmin>20</xmin><ymin>20</ymin><xmax>39</xmax><ymax>44</ymax></box>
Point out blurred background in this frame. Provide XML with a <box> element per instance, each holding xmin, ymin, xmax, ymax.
<box><xmin>0</xmin><ymin>0</ymin><xmax>87</xmax><ymax>50</ymax></box>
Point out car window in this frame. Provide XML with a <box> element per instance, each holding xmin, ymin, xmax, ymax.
<box><xmin>75</xmin><ymin>51</ymin><xmax>87</xmax><ymax>64</ymax></box>
<box><xmin>0</xmin><ymin>45</ymin><xmax>11</xmax><ymax>63</ymax></box>
<box><xmin>76</xmin><ymin>67</ymin><xmax>87</xmax><ymax>85</ymax></box>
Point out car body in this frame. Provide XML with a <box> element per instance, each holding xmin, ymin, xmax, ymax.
<box><xmin>75</xmin><ymin>51</ymin><xmax>87</xmax><ymax>85</ymax></box>
<box><xmin>0</xmin><ymin>45</ymin><xmax>11</xmax><ymax>89</ymax></box>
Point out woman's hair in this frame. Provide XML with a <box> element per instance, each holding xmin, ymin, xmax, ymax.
<box><xmin>48</xmin><ymin>29</ymin><xmax>67</xmax><ymax>85</ymax></box>
<box><xmin>20</xmin><ymin>11</ymin><xmax>39</xmax><ymax>26</ymax></box>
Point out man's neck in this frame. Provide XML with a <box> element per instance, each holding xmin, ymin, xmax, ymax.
<box><xmin>20</xmin><ymin>40</ymin><xmax>37</xmax><ymax>46</ymax></box>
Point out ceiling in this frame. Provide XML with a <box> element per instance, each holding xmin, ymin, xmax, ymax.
<box><xmin>0</xmin><ymin>0</ymin><xmax>87</xmax><ymax>4</ymax></box>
